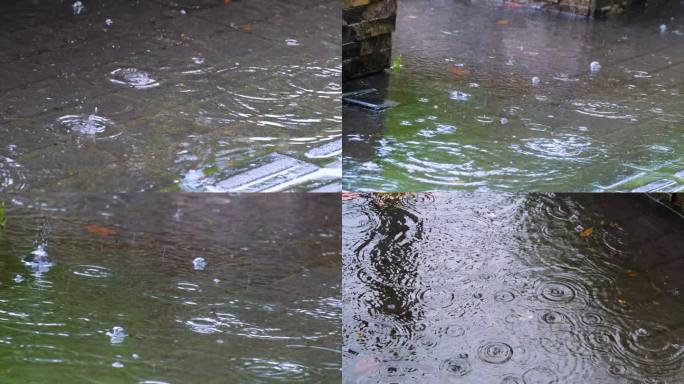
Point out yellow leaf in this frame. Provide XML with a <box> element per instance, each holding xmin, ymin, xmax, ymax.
<box><xmin>617</xmin><ymin>297</ymin><xmax>626</xmax><ymax>305</ymax></box>
<box><xmin>579</xmin><ymin>227</ymin><xmax>594</xmax><ymax>238</ymax></box>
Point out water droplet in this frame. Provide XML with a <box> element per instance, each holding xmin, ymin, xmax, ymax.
<box><xmin>532</xmin><ymin>76</ymin><xmax>540</xmax><ymax>86</ymax></box>
<box><xmin>522</xmin><ymin>367</ymin><xmax>558</xmax><ymax>384</ymax></box>
<box><xmin>477</xmin><ymin>342</ymin><xmax>513</xmax><ymax>364</ymax></box>
<box><xmin>494</xmin><ymin>290</ymin><xmax>515</xmax><ymax>302</ymax></box>
<box><xmin>285</xmin><ymin>39</ymin><xmax>300</xmax><ymax>46</ymax></box>
<box><xmin>112</xmin><ymin>361</ymin><xmax>124</xmax><ymax>368</ymax></box>
<box><xmin>72</xmin><ymin>1</ymin><xmax>85</xmax><ymax>15</ymax></box>
<box><xmin>108</xmin><ymin>68</ymin><xmax>160</xmax><ymax>89</ymax></box>
<box><xmin>13</xmin><ymin>274</ymin><xmax>24</xmax><ymax>283</ymax></box>
<box><xmin>105</xmin><ymin>18</ymin><xmax>113</xmax><ymax>27</ymax></box>
<box><xmin>441</xmin><ymin>356</ymin><xmax>471</xmax><ymax>376</ymax></box>
<box><xmin>57</xmin><ymin>114</ymin><xmax>115</xmax><ymax>137</ymax></box>
<box><xmin>193</xmin><ymin>257</ymin><xmax>207</xmax><ymax>270</ymax></box>
<box><xmin>106</xmin><ymin>326</ymin><xmax>126</xmax><ymax>344</ymax></box>
<box><xmin>450</xmin><ymin>90</ymin><xmax>470</xmax><ymax>101</ymax></box>
<box><xmin>590</xmin><ymin>61</ymin><xmax>601</xmax><ymax>73</ymax></box>
<box><xmin>537</xmin><ymin>281</ymin><xmax>576</xmax><ymax>303</ymax></box>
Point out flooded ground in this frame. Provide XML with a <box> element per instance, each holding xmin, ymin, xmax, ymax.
<box><xmin>0</xmin><ymin>0</ymin><xmax>341</xmax><ymax>193</ymax></box>
<box><xmin>343</xmin><ymin>193</ymin><xmax>684</xmax><ymax>383</ymax></box>
<box><xmin>343</xmin><ymin>0</ymin><xmax>684</xmax><ymax>192</ymax></box>
<box><xmin>0</xmin><ymin>193</ymin><xmax>341</xmax><ymax>382</ymax></box>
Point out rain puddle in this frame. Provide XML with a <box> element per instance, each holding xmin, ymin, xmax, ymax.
<box><xmin>343</xmin><ymin>0</ymin><xmax>684</xmax><ymax>192</ymax></box>
<box><xmin>0</xmin><ymin>193</ymin><xmax>341</xmax><ymax>382</ymax></box>
<box><xmin>343</xmin><ymin>193</ymin><xmax>684</xmax><ymax>383</ymax></box>
<box><xmin>0</xmin><ymin>0</ymin><xmax>340</xmax><ymax>192</ymax></box>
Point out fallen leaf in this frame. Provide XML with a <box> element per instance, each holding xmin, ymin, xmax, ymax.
<box><xmin>579</xmin><ymin>226</ymin><xmax>594</xmax><ymax>238</ymax></box>
<box><xmin>496</xmin><ymin>19</ymin><xmax>509</xmax><ymax>25</ymax></box>
<box><xmin>242</xmin><ymin>24</ymin><xmax>253</xmax><ymax>33</ymax></box>
<box><xmin>448</xmin><ymin>66</ymin><xmax>470</xmax><ymax>76</ymax></box>
<box><xmin>85</xmin><ymin>224</ymin><xmax>119</xmax><ymax>237</ymax></box>
<box><xmin>224</xmin><ymin>0</ymin><xmax>232</xmax><ymax>4</ymax></box>
<box><xmin>342</xmin><ymin>192</ymin><xmax>361</xmax><ymax>200</ymax></box>
<box><xmin>627</xmin><ymin>271</ymin><xmax>638</xmax><ymax>277</ymax></box>
<box><xmin>617</xmin><ymin>297</ymin><xmax>627</xmax><ymax>305</ymax></box>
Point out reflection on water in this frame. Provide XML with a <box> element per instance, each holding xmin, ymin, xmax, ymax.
<box><xmin>343</xmin><ymin>193</ymin><xmax>684</xmax><ymax>383</ymax></box>
<box><xmin>0</xmin><ymin>194</ymin><xmax>341</xmax><ymax>382</ymax></box>
<box><xmin>0</xmin><ymin>0</ymin><xmax>340</xmax><ymax>192</ymax></box>
<box><xmin>343</xmin><ymin>0</ymin><xmax>684</xmax><ymax>191</ymax></box>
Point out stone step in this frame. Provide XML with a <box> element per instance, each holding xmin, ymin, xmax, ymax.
<box><xmin>305</xmin><ymin>139</ymin><xmax>342</xmax><ymax>159</ymax></box>
<box><xmin>597</xmin><ymin>160</ymin><xmax>684</xmax><ymax>192</ymax></box>
<box><xmin>211</xmin><ymin>153</ymin><xmax>320</xmax><ymax>192</ymax></box>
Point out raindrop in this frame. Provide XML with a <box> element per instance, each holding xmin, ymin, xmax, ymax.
<box><xmin>285</xmin><ymin>39</ymin><xmax>300</xmax><ymax>46</ymax></box>
<box><xmin>112</xmin><ymin>361</ymin><xmax>124</xmax><ymax>368</ymax></box>
<box><xmin>532</xmin><ymin>76</ymin><xmax>540</xmax><ymax>86</ymax></box>
<box><xmin>193</xmin><ymin>257</ymin><xmax>207</xmax><ymax>270</ymax></box>
<box><xmin>659</xmin><ymin>24</ymin><xmax>667</xmax><ymax>33</ymax></box>
<box><xmin>445</xmin><ymin>325</ymin><xmax>465</xmax><ymax>338</ymax></box>
<box><xmin>501</xmin><ymin>375</ymin><xmax>523</xmax><ymax>384</ymax></box>
<box><xmin>494</xmin><ymin>290</ymin><xmax>515</xmax><ymax>302</ymax></box>
<box><xmin>477</xmin><ymin>342</ymin><xmax>513</xmax><ymax>364</ymax></box>
<box><xmin>57</xmin><ymin>113</ymin><xmax>115</xmax><ymax>136</ymax></box>
<box><xmin>450</xmin><ymin>90</ymin><xmax>470</xmax><ymax>101</ymax></box>
<box><xmin>590</xmin><ymin>61</ymin><xmax>601</xmax><ymax>73</ymax></box>
<box><xmin>441</xmin><ymin>356</ymin><xmax>471</xmax><ymax>376</ymax></box>
<box><xmin>537</xmin><ymin>281</ymin><xmax>576</xmax><ymax>303</ymax></box>
<box><xmin>105</xmin><ymin>18</ymin><xmax>113</xmax><ymax>27</ymax></box>
<box><xmin>522</xmin><ymin>367</ymin><xmax>558</xmax><ymax>384</ymax></box>
<box><xmin>72</xmin><ymin>1</ymin><xmax>85</xmax><ymax>15</ymax></box>
<box><xmin>23</xmin><ymin>244</ymin><xmax>53</xmax><ymax>275</ymax></box>
<box><xmin>106</xmin><ymin>326</ymin><xmax>126</xmax><ymax>344</ymax></box>
<box><xmin>14</xmin><ymin>274</ymin><xmax>24</xmax><ymax>283</ymax></box>
<box><xmin>108</xmin><ymin>68</ymin><xmax>160</xmax><ymax>89</ymax></box>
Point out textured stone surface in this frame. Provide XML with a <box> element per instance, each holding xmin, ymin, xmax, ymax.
<box><xmin>343</xmin><ymin>0</ymin><xmax>396</xmax><ymax>81</ymax></box>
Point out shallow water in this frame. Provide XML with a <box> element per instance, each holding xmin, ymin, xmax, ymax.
<box><xmin>343</xmin><ymin>0</ymin><xmax>684</xmax><ymax>192</ymax></box>
<box><xmin>343</xmin><ymin>193</ymin><xmax>684</xmax><ymax>383</ymax></box>
<box><xmin>0</xmin><ymin>193</ymin><xmax>341</xmax><ymax>382</ymax></box>
<box><xmin>0</xmin><ymin>0</ymin><xmax>341</xmax><ymax>192</ymax></box>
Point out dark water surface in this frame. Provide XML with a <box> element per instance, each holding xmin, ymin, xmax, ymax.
<box><xmin>0</xmin><ymin>193</ymin><xmax>341</xmax><ymax>383</ymax></box>
<box><xmin>343</xmin><ymin>0</ymin><xmax>684</xmax><ymax>192</ymax></box>
<box><xmin>0</xmin><ymin>0</ymin><xmax>341</xmax><ymax>192</ymax></box>
<box><xmin>343</xmin><ymin>193</ymin><xmax>684</xmax><ymax>383</ymax></box>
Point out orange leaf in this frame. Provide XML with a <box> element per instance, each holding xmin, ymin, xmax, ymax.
<box><xmin>448</xmin><ymin>67</ymin><xmax>470</xmax><ymax>76</ymax></box>
<box><xmin>85</xmin><ymin>224</ymin><xmax>119</xmax><ymax>237</ymax></box>
<box><xmin>579</xmin><ymin>227</ymin><xmax>594</xmax><ymax>238</ymax></box>
<box><xmin>627</xmin><ymin>271</ymin><xmax>638</xmax><ymax>277</ymax></box>
<box><xmin>342</xmin><ymin>192</ymin><xmax>361</xmax><ymax>201</ymax></box>
<box><xmin>242</xmin><ymin>24</ymin><xmax>253</xmax><ymax>33</ymax></box>
<box><xmin>496</xmin><ymin>19</ymin><xmax>509</xmax><ymax>25</ymax></box>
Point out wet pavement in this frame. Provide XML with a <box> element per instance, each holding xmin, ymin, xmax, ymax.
<box><xmin>343</xmin><ymin>0</ymin><xmax>684</xmax><ymax>192</ymax></box>
<box><xmin>343</xmin><ymin>193</ymin><xmax>684</xmax><ymax>383</ymax></box>
<box><xmin>0</xmin><ymin>0</ymin><xmax>341</xmax><ymax>193</ymax></box>
<box><xmin>0</xmin><ymin>193</ymin><xmax>341</xmax><ymax>382</ymax></box>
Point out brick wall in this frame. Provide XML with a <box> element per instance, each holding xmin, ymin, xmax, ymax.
<box><xmin>342</xmin><ymin>0</ymin><xmax>397</xmax><ymax>81</ymax></box>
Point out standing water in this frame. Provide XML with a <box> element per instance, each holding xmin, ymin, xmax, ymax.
<box><xmin>343</xmin><ymin>193</ymin><xmax>684</xmax><ymax>383</ymax></box>
<box><xmin>0</xmin><ymin>0</ymin><xmax>341</xmax><ymax>192</ymax></box>
<box><xmin>343</xmin><ymin>0</ymin><xmax>684</xmax><ymax>192</ymax></box>
<box><xmin>0</xmin><ymin>193</ymin><xmax>341</xmax><ymax>382</ymax></box>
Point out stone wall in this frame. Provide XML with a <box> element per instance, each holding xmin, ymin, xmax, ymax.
<box><xmin>342</xmin><ymin>0</ymin><xmax>397</xmax><ymax>81</ymax></box>
<box><xmin>501</xmin><ymin>0</ymin><xmax>628</xmax><ymax>17</ymax></box>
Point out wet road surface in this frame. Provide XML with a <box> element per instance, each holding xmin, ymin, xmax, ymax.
<box><xmin>0</xmin><ymin>193</ymin><xmax>341</xmax><ymax>383</ymax></box>
<box><xmin>343</xmin><ymin>193</ymin><xmax>684</xmax><ymax>383</ymax></box>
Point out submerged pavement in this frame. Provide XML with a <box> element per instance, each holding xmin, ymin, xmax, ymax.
<box><xmin>343</xmin><ymin>0</ymin><xmax>684</xmax><ymax>192</ymax></box>
<box><xmin>343</xmin><ymin>193</ymin><xmax>684</xmax><ymax>383</ymax></box>
<box><xmin>0</xmin><ymin>0</ymin><xmax>341</xmax><ymax>192</ymax></box>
